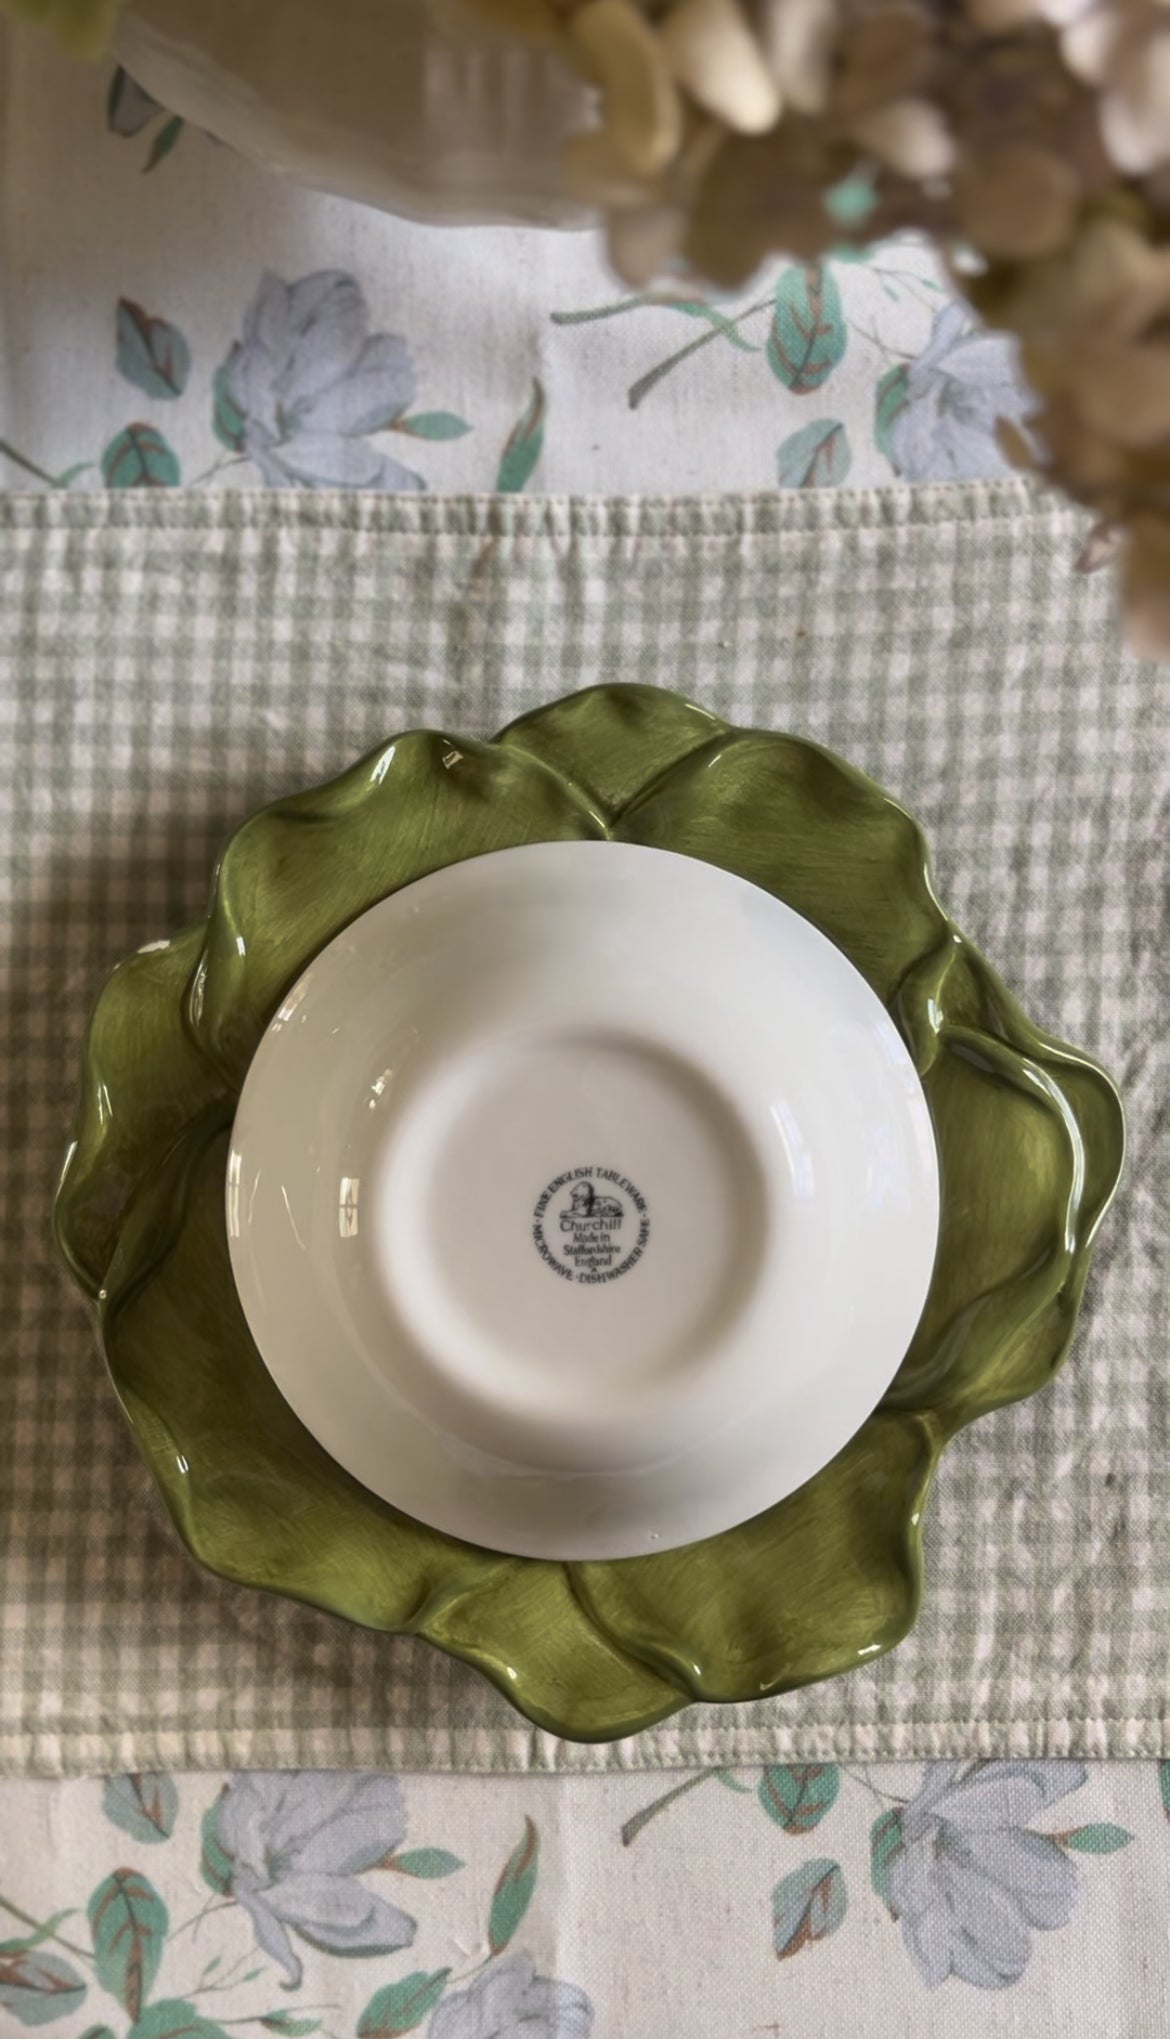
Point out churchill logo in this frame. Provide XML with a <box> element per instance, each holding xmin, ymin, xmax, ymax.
<box><xmin>561</xmin><ymin>1181</ymin><xmax>624</xmax><ymax>1232</ymax></box>
<box><xmin>532</xmin><ymin>1166</ymin><xmax>650</xmax><ymax>1285</ymax></box>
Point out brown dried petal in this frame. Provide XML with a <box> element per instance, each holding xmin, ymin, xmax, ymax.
<box><xmin>966</xmin><ymin>217</ymin><xmax>1170</xmax><ymax>341</ymax></box>
<box><xmin>684</xmin><ymin>126</ymin><xmax>844</xmax><ymax>283</ymax></box>
<box><xmin>1066</xmin><ymin>336</ymin><xmax>1170</xmax><ymax>445</ymax></box>
<box><xmin>1026</xmin><ymin>325</ymin><xmax>1170</xmax><ymax>453</ymax></box>
<box><xmin>1028</xmin><ymin>391</ymin><xmax>1136</xmax><ymax>496</ymax></box>
<box><xmin>755</xmin><ymin>0</ymin><xmax>836</xmax><ymax>113</ymax></box>
<box><xmin>850</xmin><ymin>97</ymin><xmax>955</xmax><ymax>177</ymax></box>
<box><xmin>829</xmin><ymin>5</ymin><xmax>935</xmax><ymax>121</ymax></box>
<box><xmin>569</xmin><ymin>0</ymin><xmax>685</xmax><ymax>175</ymax></box>
<box><xmin>561</xmin><ymin>126</ymin><xmax>658</xmax><ymax>205</ymax></box>
<box><xmin>443</xmin><ymin>0</ymin><xmax>562</xmax><ymax>41</ymax></box>
<box><xmin>660</xmin><ymin>0</ymin><xmax>783</xmax><ymax>133</ymax></box>
<box><xmin>1061</xmin><ymin>5</ymin><xmax>1129</xmax><ymax>85</ymax></box>
<box><xmin>1100</xmin><ymin>30</ymin><xmax>1170</xmax><ymax>173</ymax></box>
<box><xmin>997</xmin><ymin>416</ymin><xmax>1038</xmax><ymax>468</ymax></box>
<box><xmin>955</xmin><ymin>144</ymin><xmax>1081</xmax><ymax>260</ymax></box>
<box><xmin>946</xmin><ymin>38</ymin><xmax>1093</xmax><ymax>161</ymax></box>
<box><xmin>964</xmin><ymin>0</ymin><xmax>1048</xmax><ymax>29</ymax></box>
<box><xmin>608</xmin><ymin>200</ymin><xmax>689</xmax><ymax>281</ymax></box>
<box><xmin>1123</xmin><ymin>515</ymin><xmax>1170</xmax><ymax>656</ymax></box>
<box><xmin>1076</xmin><ymin>519</ymin><xmax>1123</xmax><ymax>571</ymax></box>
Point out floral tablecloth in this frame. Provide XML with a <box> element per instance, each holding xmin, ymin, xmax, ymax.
<box><xmin>2</xmin><ymin>20</ymin><xmax>1167</xmax><ymax>2039</ymax></box>
<box><xmin>1</xmin><ymin>1764</ymin><xmax>1166</xmax><ymax>2037</ymax></box>
<box><xmin>2</xmin><ymin>28</ymin><xmax>1028</xmax><ymax>501</ymax></box>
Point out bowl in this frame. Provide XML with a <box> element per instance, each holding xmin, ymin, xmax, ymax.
<box><xmin>227</xmin><ymin>840</ymin><xmax>940</xmax><ymax>1559</ymax></box>
<box><xmin>55</xmin><ymin>684</ymin><xmax>1124</xmax><ymax>1740</ymax></box>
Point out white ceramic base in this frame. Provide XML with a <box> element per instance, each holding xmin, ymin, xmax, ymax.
<box><xmin>374</xmin><ymin>1027</ymin><xmax>767</xmax><ymax>1472</ymax></box>
<box><xmin>227</xmin><ymin>842</ymin><xmax>940</xmax><ymax>1559</ymax></box>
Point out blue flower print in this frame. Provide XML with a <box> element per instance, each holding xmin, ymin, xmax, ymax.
<box><xmin>222</xmin><ymin>271</ymin><xmax>424</xmax><ymax>490</ymax></box>
<box><xmin>887</xmin><ymin>303</ymin><xmax>1030</xmax><ymax>483</ymax></box>
<box><xmin>428</xmin><ymin>1953</ymin><xmax>593</xmax><ymax>2039</ymax></box>
<box><xmin>213</xmin><ymin>1772</ymin><xmax>416</xmax><ymax>1987</ymax></box>
<box><xmin>886</xmin><ymin>1761</ymin><xmax>1086</xmax><ymax>1990</ymax></box>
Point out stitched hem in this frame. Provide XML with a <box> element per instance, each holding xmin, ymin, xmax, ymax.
<box><xmin>0</xmin><ymin>478</ymin><xmax>1078</xmax><ymax>543</ymax></box>
<box><xmin>2</xmin><ymin>1716</ymin><xmax>1168</xmax><ymax>1778</ymax></box>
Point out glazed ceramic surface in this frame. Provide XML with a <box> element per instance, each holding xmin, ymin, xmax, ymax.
<box><xmin>227</xmin><ymin>841</ymin><xmax>939</xmax><ymax>1559</ymax></box>
<box><xmin>55</xmin><ymin>686</ymin><xmax>1125</xmax><ymax>1741</ymax></box>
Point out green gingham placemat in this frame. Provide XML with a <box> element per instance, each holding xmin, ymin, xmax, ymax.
<box><xmin>1</xmin><ymin>484</ymin><xmax>1165</xmax><ymax>1774</ymax></box>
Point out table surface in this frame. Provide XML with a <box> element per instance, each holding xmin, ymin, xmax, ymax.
<box><xmin>2</xmin><ymin>21</ymin><xmax>1167</xmax><ymax>2039</ymax></box>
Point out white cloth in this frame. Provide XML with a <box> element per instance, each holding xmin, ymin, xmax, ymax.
<box><xmin>0</xmin><ymin>29</ymin><xmax>1024</xmax><ymax>501</ymax></box>
<box><xmin>0</xmin><ymin>1763</ymin><xmax>1163</xmax><ymax>2036</ymax></box>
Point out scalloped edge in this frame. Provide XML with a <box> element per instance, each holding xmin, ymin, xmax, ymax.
<box><xmin>55</xmin><ymin>685</ymin><xmax>1126</xmax><ymax>1741</ymax></box>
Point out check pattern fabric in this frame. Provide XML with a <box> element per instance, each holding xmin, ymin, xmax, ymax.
<box><xmin>0</xmin><ymin>482</ymin><xmax>1165</xmax><ymax>1776</ymax></box>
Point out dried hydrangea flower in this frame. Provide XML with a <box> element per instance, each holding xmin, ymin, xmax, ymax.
<box><xmin>1061</xmin><ymin>0</ymin><xmax>1170</xmax><ymax>172</ymax></box>
<box><xmin>462</xmin><ymin>0</ymin><xmax>1170</xmax><ymax>652</ymax></box>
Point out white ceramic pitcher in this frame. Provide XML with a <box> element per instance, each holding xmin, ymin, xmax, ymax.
<box><xmin>116</xmin><ymin>0</ymin><xmax>593</xmax><ymax>225</ymax></box>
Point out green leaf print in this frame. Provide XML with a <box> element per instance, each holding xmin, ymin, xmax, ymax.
<box><xmin>619</xmin><ymin>1772</ymin><xmax>725</xmax><ymax>1845</ymax></box>
<box><xmin>776</xmin><ymin>419</ymin><xmax>851</xmax><ymax>488</ymax></box>
<box><xmin>1060</xmin><ymin>1824</ymin><xmax>1134</xmax><ymax>1854</ymax></box>
<box><xmin>107</xmin><ymin>68</ymin><xmax>162</xmax><ymax>138</ymax></box>
<box><xmin>143</xmin><ymin>117</ymin><xmax>185</xmax><ymax>174</ymax></box>
<box><xmin>212</xmin><ymin>354</ymin><xmax>246</xmax><ymax>454</ymax></box>
<box><xmin>869</xmin><ymin>1809</ymin><xmax>905</xmax><ymax>1914</ymax></box>
<box><xmin>758</xmin><ymin>1765</ymin><xmax>841</xmax><ymax>1832</ymax></box>
<box><xmin>0</xmin><ymin>442</ymin><xmax>86</xmax><ymax>488</ymax></box>
<box><xmin>1159</xmin><ymin>1762</ymin><xmax>1170</xmax><ymax>1819</ymax></box>
<box><xmin>128</xmin><ymin>2003</ymin><xmax>229</xmax><ymax>2039</ymax></box>
<box><xmin>200</xmin><ymin>1799</ymin><xmax>233</xmax><ymax>1896</ymax></box>
<box><xmin>766</xmin><ymin>265</ymin><xmax>846</xmax><ymax>393</ymax></box>
<box><xmin>551</xmin><ymin>292</ymin><xmax>658</xmax><ymax>326</ymax></box>
<box><xmin>101</xmin><ymin>425</ymin><xmax>180</xmax><ymax>489</ymax></box>
<box><xmin>259</xmin><ymin>2017</ymin><xmax>320</xmax><ymax>2035</ymax></box>
<box><xmin>356</xmin><ymin>1971</ymin><xmax>450</xmax><ymax>2038</ymax></box>
<box><xmin>0</xmin><ymin>1916</ymin><xmax>79</xmax><ymax>1957</ymax></box>
<box><xmin>0</xmin><ymin>1955</ymin><xmax>87</xmax><ymax>2026</ymax></box>
<box><xmin>103</xmin><ymin>1776</ymin><xmax>179</xmax><ymax>1845</ymax></box>
<box><xmin>488</xmin><ymin>1818</ymin><xmax>539</xmax><ymax>1954</ymax></box>
<box><xmin>106</xmin><ymin>71</ymin><xmax>185</xmax><ymax>168</ymax></box>
<box><xmin>874</xmin><ymin>363</ymin><xmax>911</xmax><ymax>462</ymax></box>
<box><xmin>495</xmin><ymin>381</ymin><xmax>545</xmax><ymax>494</ymax></box>
<box><xmin>393</xmin><ymin>414</ymin><xmax>471</xmax><ymax>441</ymax></box>
<box><xmin>386</xmin><ymin>1850</ymin><xmax>464</xmax><ymax>1879</ymax></box>
<box><xmin>667</xmin><ymin>301</ymin><xmax>759</xmax><ymax>349</ymax></box>
<box><xmin>825</xmin><ymin>169</ymin><xmax>877</xmax><ymax>232</ymax></box>
<box><xmin>88</xmin><ymin>1871</ymin><xmax>167</xmax><ymax>2021</ymax></box>
<box><xmin>772</xmin><ymin>1859</ymin><xmax>847</xmax><ymax>1959</ymax></box>
<box><xmin>551</xmin><ymin>294</ymin><xmax>755</xmax><ymax>350</ymax></box>
<box><xmin>553</xmin><ymin>284</ymin><xmax>777</xmax><ymax>408</ymax></box>
<box><xmin>79</xmin><ymin>2027</ymin><xmax>118</xmax><ymax>2039</ymax></box>
<box><xmin>116</xmin><ymin>302</ymin><xmax>191</xmax><ymax>400</ymax></box>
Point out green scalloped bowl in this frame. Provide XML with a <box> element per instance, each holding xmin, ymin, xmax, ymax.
<box><xmin>55</xmin><ymin>685</ymin><xmax>1125</xmax><ymax>1742</ymax></box>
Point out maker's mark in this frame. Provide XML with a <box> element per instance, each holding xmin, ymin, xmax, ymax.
<box><xmin>532</xmin><ymin>1166</ymin><xmax>651</xmax><ymax>1286</ymax></box>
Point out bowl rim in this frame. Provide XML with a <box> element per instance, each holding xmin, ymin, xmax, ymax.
<box><xmin>224</xmin><ymin>835</ymin><xmax>942</xmax><ymax>1560</ymax></box>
